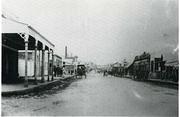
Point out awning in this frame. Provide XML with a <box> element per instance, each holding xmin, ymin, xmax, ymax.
<box><xmin>165</xmin><ymin>62</ymin><xmax>179</xmax><ymax>67</ymax></box>
<box><xmin>2</xmin><ymin>15</ymin><xmax>28</xmax><ymax>34</ymax></box>
<box><xmin>2</xmin><ymin>15</ymin><xmax>55</xmax><ymax>50</ymax></box>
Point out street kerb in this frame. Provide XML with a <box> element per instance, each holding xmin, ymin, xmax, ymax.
<box><xmin>2</xmin><ymin>75</ymin><xmax>76</xmax><ymax>97</ymax></box>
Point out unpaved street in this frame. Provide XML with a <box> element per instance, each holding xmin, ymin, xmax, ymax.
<box><xmin>2</xmin><ymin>71</ymin><xmax>178</xmax><ymax>116</ymax></box>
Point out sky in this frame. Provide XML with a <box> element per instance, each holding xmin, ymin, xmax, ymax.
<box><xmin>2</xmin><ymin>0</ymin><xmax>178</xmax><ymax>65</ymax></box>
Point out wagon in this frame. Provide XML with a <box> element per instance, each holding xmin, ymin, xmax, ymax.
<box><xmin>76</xmin><ymin>64</ymin><xmax>86</xmax><ymax>78</ymax></box>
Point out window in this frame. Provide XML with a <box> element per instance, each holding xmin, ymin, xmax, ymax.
<box><xmin>19</xmin><ymin>52</ymin><xmax>25</xmax><ymax>59</ymax></box>
<box><xmin>28</xmin><ymin>52</ymin><xmax>33</xmax><ymax>60</ymax></box>
<box><xmin>18</xmin><ymin>52</ymin><xmax>33</xmax><ymax>60</ymax></box>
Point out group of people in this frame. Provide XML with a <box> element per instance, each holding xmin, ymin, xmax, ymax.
<box><xmin>53</xmin><ymin>65</ymin><xmax>63</xmax><ymax>77</ymax></box>
<box><xmin>103</xmin><ymin>70</ymin><xmax>108</xmax><ymax>76</ymax></box>
<box><xmin>53</xmin><ymin>65</ymin><xmax>87</xmax><ymax>78</ymax></box>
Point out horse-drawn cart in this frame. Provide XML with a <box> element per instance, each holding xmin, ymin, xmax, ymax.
<box><xmin>76</xmin><ymin>64</ymin><xmax>86</xmax><ymax>78</ymax></box>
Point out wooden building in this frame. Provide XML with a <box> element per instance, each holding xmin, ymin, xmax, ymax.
<box><xmin>164</xmin><ymin>60</ymin><xmax>178</xmax><ymax>82</ymax></box>
<box><xmin>18</xmin><ymin>50</ymin><xmax>51</xmax><ymax>77</ymax></box>
<box><xmin>126</xmin><ymin>52</ymin><xmax>178</xmax><ymax>82</ymax></box>
<box><xmin>109</xmin><ymin>62</ymin><xmax>124</xmax><ymax>77</ymax></box>
<box><xmin>54</xmin><ymin>54</ymin><xmax>62</xmax><ymax>67</ymax></box>
<box><xmin>2</xmin><ymin>14</ymin><xmax>55</xmax><ymax>86</ymax></box>
<box><xmin>126</xmin><ymin>52</ymin><xmax>151</xmax><ymax>80</ymax></box>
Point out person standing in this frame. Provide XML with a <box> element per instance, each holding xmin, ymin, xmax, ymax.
<box><xmin>60</xmin><ymin>67</ymin><xmax>63</xmax><ymax>77</ymax></box>
<box><xmin>54</xmin><ymin>65</ymin><xmax>57</xmax><ymax>77</ymax></box>
<box><xmin>62</xmin><ymin>66</ymin><xmax>65</xmax><ymax>78</ymax></box>
<box><xmin>56</xmin><ymin>65</ymin><xmax>60</xmax><ymax>77</ymax></box>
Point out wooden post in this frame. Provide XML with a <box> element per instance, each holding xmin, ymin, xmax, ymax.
<box><xmin>34</xmin><ymin>40</ymin><xmax>38</xmax><ymax>84</ymax></box>
<box><xmin>51</xmin><ymin>50</ymin><xmax>54</xmax><ymax>81</ymax></box>
<box><xmin>24</xmin><ymin>37</ymin><xmax>29</xmax><ymax>87</ymax></box>
<box><xmin>47</xmin><ymin>50</ymin><xmax>50</xmax><ymax>81</ymax></box>
<box><xmin>41</xmin><ymin>47</ymin><xmax>45</xmax><ymax>82</ymax></box>
<box><xmin>39</xmin><ymin>50</ymin><xmax>41</xmax><ymax>76</ymax></box>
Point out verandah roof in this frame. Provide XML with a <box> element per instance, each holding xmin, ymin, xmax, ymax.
<box><xmin>2</xmin><ymin>15</ymin><xmax>55</xmax><ymax>50</ymax></box>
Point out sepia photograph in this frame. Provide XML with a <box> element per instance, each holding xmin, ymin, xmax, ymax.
<box><xmin>1</xmin><ymin>0</ymin><xmax>178</xmax><ymax>116</ymax></box>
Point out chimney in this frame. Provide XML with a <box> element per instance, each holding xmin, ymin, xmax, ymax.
<box><xmin>65</xmin><ymin>46</ymin><xmax>67</xmax><ymax>58</ymax></box>
<box><xmin>161</xmin><ymin>54</ymin><xmax>163</xmax><ymax>61</ymax></box>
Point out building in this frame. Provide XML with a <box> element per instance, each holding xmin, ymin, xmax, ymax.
<box><xmin>109</xmin><ymin>62</ymin><xmax>124</xmax><ymax>77</ymax></box>
<box><xmin>54</xmin><ymin>54</ymin><xmax>62</xmax><ymax>67</ymax></box>
<box><xmin>164</xmin><ymin>60</ymin><xmax>178</xmax><ymax>82</ymax></box>
<box><xmin>2</xmin><ymin>14</ymin><xmax>55</xmax><ymax>86</ymax></box>
<box><xmin>126</xmin><ymin>52</ymin><xmax>151</xmax><ymax>80</ymax></box>
<box><xmin>62</xmin><ymin>46</ymin><xmax>78</xmax><ymax>75</ymax></box>
<box><xmin>51</xmin><ymin>54</ymin><xmax>63</xmax><ymax>77</ymax></box>
<box><xmin>126</xmin><ymin>52</ymin><xmax>178</xmax><ymax>82</ymax></box>
<box><xmin>18</xmin><ymin>50</ymin><xmax>50</xmax><ymax>77</ymax></box>
<box><xmin>149</xmin><ymin>55</ymin><xmax>166</xmax><ymax>79</ymax></box>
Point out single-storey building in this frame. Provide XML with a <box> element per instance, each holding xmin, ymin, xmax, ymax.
<box><xmin>2</xmin><ymin>14</ymin><xmax>55</xmax><ymax>87</ymax></box>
